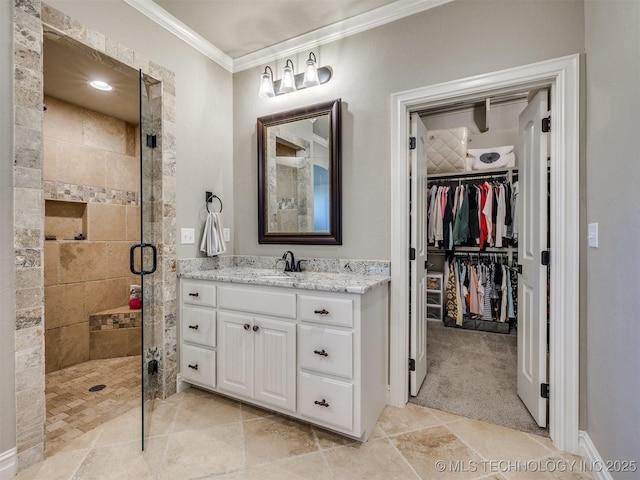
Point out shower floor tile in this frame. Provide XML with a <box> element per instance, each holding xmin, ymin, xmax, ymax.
<box><xmin>45</xmin><ymin>356</ymin><xmax>141</xmax><ymax>456</ymax></box>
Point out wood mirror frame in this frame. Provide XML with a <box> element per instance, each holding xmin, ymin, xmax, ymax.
<box><xmin>257</xmin><ymin>98</ymin><xmax>341</xmax><ymax>245</ymax></box>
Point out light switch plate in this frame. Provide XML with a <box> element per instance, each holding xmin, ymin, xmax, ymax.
<box><xmin>223</xmin><ymin>228</ymin><xmax>231</xmax><ymax>242</ymax></box>
<box><xmin>588</xmin><ymin>223</ymin><xmax>598</xmax><ymax>248</ymax></box>
<box><xmin>181</xmin><ymin>228</ymin><xmax>195</xmax><ymax>245</ymax></box>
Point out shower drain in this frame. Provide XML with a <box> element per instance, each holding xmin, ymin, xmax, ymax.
<box><xmin>88</xmin><ymin>384</ymin><xmax>106</xmax><ymax>392</ymax></box>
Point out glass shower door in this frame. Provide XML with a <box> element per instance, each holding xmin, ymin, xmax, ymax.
<box><xmin>131</xmin><ymin>71</ymin><xmax>163</xmax><ymax>450</ymax></box>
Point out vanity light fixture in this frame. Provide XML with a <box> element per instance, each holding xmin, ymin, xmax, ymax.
<box><xmin>279</xmin><ymin>59</ymin><xmax>297</xmax><ymax>94</ymax></box>
<box><xmin>258</xmin><ymin>66</ymin><xmax>276</xmax><ymax>98</ymax></box>
<box><xmin>258</xmin><ymin>52</ymin><xmax>332</xmax><ymax>98</ymax></box>
<box><xmin>88</xmin><ymin>79</ymin><xmax>113</xmax><ymax>91</ymax></box>
<box><xmin>302</xmin><ymin>52</ymin><xmax>320</xmax><ymax>88</ymax></box>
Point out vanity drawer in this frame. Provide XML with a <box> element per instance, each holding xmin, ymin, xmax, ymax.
<box><xmin>298</xmin><ymin>294</ymin><xmax>353</xmax><ymax>327</ymax></box>
<box><xmin>298</xmin><ymin>372</ymin><xmax>353</xmax><ymax>431</ymax></box>
<box><xmin>298</xmin><ymin>325</ymin><xmax>353</xmax><ymax>379</ymax></box>
<box><xmin>218</xmin><ymin>285</ymin><xmax>296</xmax><ymax>319</ymax></box>
<box><xmin>181</xmin><ymin>344</ymin><xmax>216</xmax><ymax>388</ymax></box>
<box><xmin>182</xmin><ymin>280</ymin><xmax>216</xmax><ymax>307</ymax></box>
<box><xmin>182</xmin><ymin>305</ymin><xmax>216</xmax><ymax>347</ymax></box>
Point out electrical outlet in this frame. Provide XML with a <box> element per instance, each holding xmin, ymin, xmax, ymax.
<box><xmin>223</xmin><ymin>228</ymin><xmax>231</xmax><ymax>242</ymax></box>
<box><xmin>181</xmin><ymin>228</ymin><xmax>195</xmax><ymax>245</ymax></box>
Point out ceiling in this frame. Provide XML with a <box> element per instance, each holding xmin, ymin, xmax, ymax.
<box><xmin>43</xmin><ymin>0</ymin><xmax>452</xmax><ymax>124</ymax></box>
<box><xmin>153</xmin><ymin>0</ymin><xmax>397</xmax><ymax>59</ymax></box>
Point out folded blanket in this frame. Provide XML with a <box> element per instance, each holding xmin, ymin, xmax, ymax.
<box><xmin>467</xmin><ymin>145</ymin><xmax>515</xmax><ymax>170</ymax></box>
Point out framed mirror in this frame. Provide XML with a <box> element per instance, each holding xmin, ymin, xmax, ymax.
<box><xmin>258</xmin><ymin>98</ymin><xmax>341</xmax><ymax>244</ymax></box>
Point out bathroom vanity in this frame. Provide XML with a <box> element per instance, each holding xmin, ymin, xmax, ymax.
<box><xmin>178</xmin><ymin>264</ymin><xmax>389</xmax><ymax>441</ymax></box>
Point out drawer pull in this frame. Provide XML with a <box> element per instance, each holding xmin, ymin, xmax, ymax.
<box><xmin>188</xmin><ymin>325</ymin><xmax>199</xmax><ymax>330</ymax></box>
<box><xmin>252</xmin><ymin>325</ymin><xmax>260</xmax><ymax>332</ymax></box>
<box><xmin>188</xmin><ymin>364</ymin><xmax>199</xmax><ymax>370</ymax></box>
<box><xmin>314</xmin><ymin>309</ymin><xmax>329</xmax><ymax>315</ymax></box>
<box><xmin>243</xmin><ymin>324</ymin><xmax>251</xmax><ymax>330</ymax></box>
<box><xmin>314</xmin><ymin>399</ymin><xmax>330</xmax><ymax>408</ymax></box>
<box><xmin>188</xmin><ymin>292</ymin><xmax>199</xmax><ymax>297</ymax></box>
<box><xmin>313</xmin><ymin>349</ymin><xmax>328</xmax><ymax>357</ymax></box>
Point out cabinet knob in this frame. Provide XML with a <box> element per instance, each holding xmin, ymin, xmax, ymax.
<box><xmin>188</xmin><ymin>324</ymin><xmax>199</xmax><ymax>330</ymax></box>
<box><xmin>188</xmin><ymin>292</ymin><xmax>199</xmax><ymax>297</ymax></box>
<box><xmin>313</xmin><ymin>349</ymin><xmax>328</xmax><ymax>357</ymax></box>
<box><xmin>314</xmin><ymin>309</ymin><xmax>329</xmax><ymax>315</ymax></box>
<box><xmin>314</xmin><ymin>399</ymin><xmax>330</xmax><ymax>408</ymax></box>
<box><xmin>243</xmin><ymin>324</ymin><xmax>251</xmax><ymax>330</ymax></box>
<box><xmin>252</xmin><ymin>325</ymin><xmax>260</xmax><ymax>332</ymax></box>
<box><xmin>188</xmin><ymin>364</ymin><xmax>199</xmax><ymax>370</ymax></box>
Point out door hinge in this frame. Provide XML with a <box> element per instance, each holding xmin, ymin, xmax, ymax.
<box><xmin>540</xmin><ymin>383</ymin><xmax>550</xmax><ymax>399</ymax></box>
<box><xmin>409</xmin><ymin>247</ymin><xmax>416</xmax><ymax>261</ymax></box>
<box><xmin>542</xmin><ymin>116</ymin><xmax>551</xmax><ymax>133</ymax></box>
<box><xmin>515</xmin><ymin>264</ymin><xmax>523</xmax><ymax>274</ymax></box>
<box><xmin>409</xmin><ymin>137</ymin><xmax>416</xmax><ymax>150</ymax></box>
<box><xmin>541</xmin><ymin>250</ymin><xmax>550</xmax><ymax>266</ymax></box>
<box><xmin>146</xmin><ymin>134</ymin><xmax>157</xmax><ymax>148</ymax></box>
<box><xmin>409</xmin><ymin>358</ymin><xmax>416</xmax><ymax>371</ymax></box>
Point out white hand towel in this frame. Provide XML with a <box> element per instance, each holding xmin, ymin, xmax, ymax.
<box><xmin>200</xmin><ymin>212</ymin><xmax>227</xmax><ymax>256</ymax></box>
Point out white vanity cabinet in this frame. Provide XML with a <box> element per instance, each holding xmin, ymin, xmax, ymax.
<box><xmin>178</xmin><ymin>278</ymin><xmax>388</xmax><ymax>441</ymax></box>
<box><xmin>180</xmin><ymin>280</ymin><xmax>217</xmax><ymax>388</ymax></box>
<box><xmin>217</xmin><ymin>311</ymin><xmax>297</xmax><ymax>412</ymax></box>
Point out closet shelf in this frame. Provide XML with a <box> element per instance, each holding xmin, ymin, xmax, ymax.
<box><xmin>428</xmin><ymin>167</ymin><xmax>518</xmax><ymax>180</ymax></box>
<box><xmin>428</xmin><ymin>246</ymin><xmax>517</xmax><ymax>254</ymax></box>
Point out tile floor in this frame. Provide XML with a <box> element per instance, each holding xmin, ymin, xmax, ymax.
<box><xmin>19</xmin><ymin>386</ymin><xmax>592</xmax><ymax>480</ymax></box>
<box><xmin>45</xmin><ymin>356</ymin><xmax>140</xmax><ymax>456</ymax></box>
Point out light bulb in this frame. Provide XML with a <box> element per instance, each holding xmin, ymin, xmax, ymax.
<box><xmin>302</xmin><ymin>53</ymin><xmax>320</xmax><ymax>88</ymax></box>
<box><xmin>258</xmin><ymin>67</ymin><xmax>275</xmax><ymax>98</ymax></box>
<box><xmin>279</xmin><ymin>60</ymin><xmax>297</xmax><ymax>94</ymax></box>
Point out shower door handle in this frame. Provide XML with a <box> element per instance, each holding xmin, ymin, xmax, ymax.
<box><xmin>129</xmin><ymin>243</ymin><xmax>158</xmax><ymax>275</ymax></box>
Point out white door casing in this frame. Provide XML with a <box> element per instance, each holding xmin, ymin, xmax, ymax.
<box><xmin>517</xmin><ymin>90</ymin><xmax>549</xmax><ymax>427</ymax></box>
<box><xmin>409</xmin><ymin>113</ymin><xmax>428</xmax><ymax>396</ymax></box>
<box><xmin>390</xmin><ymin>54</ymin><xmax>580</xmax><ymax>453</ymax></box>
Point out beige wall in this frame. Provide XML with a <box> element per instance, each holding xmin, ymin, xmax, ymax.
<box><xmin>233</xmin><ymin>0</ymin><xmax>585</xmax><ymax>260</ymax></box>
<box><xmin>42</xmin><ymin>96</ymin><xmax>140</xmax><ymax>372</ymax></box>
<box><xmin>583</xmin><ymin>0</ymin><xmax>640</xmax><ymax>467</ymax></box>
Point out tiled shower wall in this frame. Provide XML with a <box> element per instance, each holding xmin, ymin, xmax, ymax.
<box><xmin>12</xmin><ymin>1</ymin><xmax>177</xmax><ymax>470</ymax></box>
<box><xmin>42</xmin><ymin>96</ymin><xmax>141</xmax><ymax>373</ymax></box>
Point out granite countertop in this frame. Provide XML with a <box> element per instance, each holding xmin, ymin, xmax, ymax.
<box><xmin>180</xmin><ymin>266</ymin><xmax>390</xmax><ymax>294</ymax></box>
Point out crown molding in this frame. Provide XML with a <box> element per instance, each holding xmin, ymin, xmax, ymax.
<box><xmin>122</xmin><ymin>0</ymin><xmax>233</xmax><ymax>72</ymax></box>
<box><xmin>123</xmin><ymin>0</ymin><xmax>454</xmax><ymax>74</ymax></box>
<box><xmin>233</xmin><ymin>0</ymin><xmax>454</xmax><ymax>72</ymax></box>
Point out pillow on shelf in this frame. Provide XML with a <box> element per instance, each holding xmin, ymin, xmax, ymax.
<box><xmin>467</xmin><ymin>145</ymin><xmax>516</xmax><ymax>170</ymax></box>
<box><xmin>426</xmin><ymin>127</ymin><xmax>469</xmax><ymax>174</ymax></box>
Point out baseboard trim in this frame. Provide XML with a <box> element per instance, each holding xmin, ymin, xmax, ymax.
<box><xmin>578</xmin><ymin>430</ymin><xmax>614</xmax><ymax>480</ymax></box>
<box><xmin>0</xmin><ymin>448</ymin><xmax>17</xmax><ymax>480</ymax></box>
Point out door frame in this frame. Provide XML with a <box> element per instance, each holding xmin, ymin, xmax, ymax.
<box><xmin>389</xmin><ymin>54</ymin><xmax>580</xmax><ymax>453</ymax></box>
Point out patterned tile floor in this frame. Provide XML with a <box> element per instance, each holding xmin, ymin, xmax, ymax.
<box><xmin>45</xmin><ymin>356</ymin><xmax>140</xmax><ymax>456</ymax></box>
<box><xmin>20</xmin><ymin>386</ymin><xmax>592</xmax><ymax>479</ymax></box>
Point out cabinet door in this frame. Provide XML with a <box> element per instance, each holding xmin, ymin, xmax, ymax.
<box><xmin>217</xmin><ymin>311</ymin><xmax>253</xmax><ymax>398</ymax></box>
<box><xmin>253</xmin><ymin>316</ymin><xmax>296</xmax><ymax>412</ymax></box>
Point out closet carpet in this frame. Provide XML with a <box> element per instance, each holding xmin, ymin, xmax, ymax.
<box><xmin>409</xmin><ymin>321</ymin><xmax>549</xmax><ymax>437</ymax></box>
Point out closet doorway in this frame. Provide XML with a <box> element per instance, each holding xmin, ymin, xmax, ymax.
<box><xmin>389</xmin><ymin>55</ymin><xmax>580</xmax><ymax>454</ymax></box>
<box><xmin>408</xmin><ymin>88</ymin><xmax>549</xmax><ymax>436</ymax></box>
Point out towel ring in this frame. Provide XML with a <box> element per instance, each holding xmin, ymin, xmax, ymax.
<box><xmin>205</xmin><ymin>192</ymin><xmax>223</xmax><ymax>213</ymax></box>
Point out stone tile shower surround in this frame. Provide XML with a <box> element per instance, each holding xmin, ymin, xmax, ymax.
<box><xmin>11</xmin><ymin>2</ymin><xmax>177</xmax><ymax>471</ymax></box>
<box><xmin>43</xmin><ymin>96</ymin><xmax>141</xmax><ymax>373</ymax></box>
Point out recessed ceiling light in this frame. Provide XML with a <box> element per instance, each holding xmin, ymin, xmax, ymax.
<box><xmin>88</xmin><ymin>80</ymin><xmax>113</xmax><ymax>91</ymax></box>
